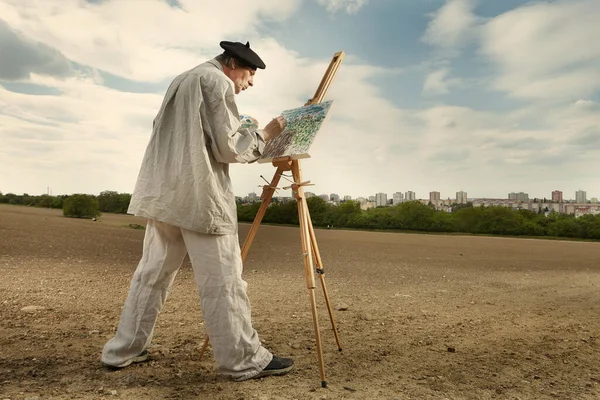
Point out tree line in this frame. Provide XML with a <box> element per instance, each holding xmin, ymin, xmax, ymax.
<box><xmin>2</xmin><ymin>191</ymin><xmax>598</xmax><ymax>240</ymax></box>
<box><xmin>237</xmin><ymin>197</ymin><xmax>600</xmax><ymax>240</ymax></box>
<box><xmin>0</xmin><ymin>191</ymin><xmax>130</xmax><ymax>218</ymax></box>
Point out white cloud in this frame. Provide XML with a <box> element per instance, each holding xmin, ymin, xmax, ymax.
<box><xmin>0</xmin><ymin>0</ymin><xmax>301</xmax><ymax>81</ymax></box>
<box><xmin>546</xmin><ymin>100</ymin><xmax>600</xmax><ymax>148</ymax></box>
<box><xmin>479</xmin><ymin>0</ymin><xmax>600</xmax><ymax>101</ymax></box>
<box><xmin>422</xmin><ymin>67</ymin><xmax>461</xmax><ymax>95</ymax></box>
<box><xmin>421</xmin><ymin>0</ymin><xmax>479</xmax><ymax>55</ymax></box>
<box><xmin>409</xmin><ymin>100</ymin><xmax>599</xmax><ymax>196</ymax></box>
<box><xmin>0</xmin><ymin>73</ymin><xmax>163</xmax><ymax>195</ymax></box>
<box><xmin>315</xmin><ymin>0</ymin><xmax>369</xmax><ymax>14</ymax></box>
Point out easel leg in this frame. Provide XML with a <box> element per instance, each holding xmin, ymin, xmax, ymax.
<box><xmin>241</xmin><ymin>166</ymin><xmax>285</xmax><ymax>261</ymax></box>
<box><xmin>292</xmin><ymin>160</ymin><xmax>327</xmax><ymax>388</ymax></box>
<box><xmin>304</xmin><ymin>203</ymin><xmax>343</xmax><ymax>351</ymax></box>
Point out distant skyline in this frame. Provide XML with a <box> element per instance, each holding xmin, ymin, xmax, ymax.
<box><xmin>244</xmin><ymin>188</ymin><xmax>595</xmax><ymax>202</ymax></box>
<box><xmin>1</xmin><ymin>0</ymin><xmax>599</xmax><ymax>200</ymax></box>
<box><xmin>5</xmin><ymin>186</ymin><xmax>596</xmax><ymax>203</ymax></box>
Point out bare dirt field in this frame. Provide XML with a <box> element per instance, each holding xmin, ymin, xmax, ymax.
<box><xmin>1</xmin><ymin>203</ymin><xmax>600</xmax><ymax>400</ymax></box>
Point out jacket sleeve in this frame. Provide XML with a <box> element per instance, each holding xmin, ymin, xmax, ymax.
<box><xmin>205</xmin><ymin>85</ymin><xmax>266</xmax><ymax>164</ymax></box>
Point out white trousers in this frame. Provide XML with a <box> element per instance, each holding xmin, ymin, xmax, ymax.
<box><xmin>101</xmin><ymin>219</ymin><xmax>272</xmax><ymax>381</ymax></box>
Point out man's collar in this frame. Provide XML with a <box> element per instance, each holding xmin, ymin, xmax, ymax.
<box><xmin>207</xmin><ymin>58</ymin><xmax>235</xmax><ymax>91</ymax></box>
<box><xmin>207</xmin><ymin>58</ymin><xmax>223</xmax><ymax>71</ymax></box>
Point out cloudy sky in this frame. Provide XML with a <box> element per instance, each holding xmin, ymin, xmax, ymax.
<box><xmin>1</xmin><ymin>0</ymin><xmax>598</xmax><ymax>201</ymax></box>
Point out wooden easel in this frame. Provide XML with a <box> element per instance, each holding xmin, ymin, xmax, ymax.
<box><xmin>199</xmin><ymin>51</ymin><xmax>345</xmax><ymax>388</ymax></box>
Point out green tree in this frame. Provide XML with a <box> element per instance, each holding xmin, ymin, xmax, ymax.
<box><xmin>237</xmin><ymin>202</ymin><xmax>261</xmax><ymax>222</ymax></box>
<box><xmin>546</xmin><ymin>215</ymin><xmax>582</xmax><ymax>238</ymax></box>
<box><xmin>334</xmin><ymin>200</ymin><xmax>361</xmax><ymax>227</ymax></box>
<box><xmin>453</xmin><ymin>206</ymin><xmax>483</xmax><ymax>233</ymax></box>
<box><xmin>50</xmin><ymin>196</ymin><xmax>66</xmax><ymax>209</ymax></box>
<box><xmin>264</xmin><ymin>201</ymin><xmax>299</xmax><ymax>225</ymax></box>
<box><xmin>3</xmin><ymin>193</ymin><xmax>20</xmax><ymax>205</ymax></box>
<box><xmin>97</xmin><ymin>190</ymin><xmax>131</xmax><ymax>213</ymax></box>
<box><xmin>394</xmin><ymin>201</ymin><xmax>435</xmax><ymax>231</ymax></box>
<box><xmin>478</xmin><ymin>206</ymin><xmax>527</xmax><ymax>235</ymax></box>
<box><xmin>451</xmin><ymin>201</ymin><xmax>473</xmax><ymax>213</ymax></box>
<box><xmin>35</xmin><ymin>194</ymin><xmax>54</xmax><ymax>208</ymax></box>
<box><xmin>361</xmin><ymin>206</ymin><xmax>399</xmax><ymax>230</ymax></box>
<box><xmin>63</xmin><ymin>194</ymin><xmax>101</xmax><ymax>219</ymax></box>
<box><xmin>430</xmin><ymin>211</ymin><xmax>454</xmax><ymax>232</ymax></box>
<box><xmin>306</xmin><ymin>197</ymin><xmax>330</xmax><ymax>227</ymax></box>
<box><xmin>575</xmin><ymin>214</ymin><xmax>600</xmax><ymax>239</ymax></box>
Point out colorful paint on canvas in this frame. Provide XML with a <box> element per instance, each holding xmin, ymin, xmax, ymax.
<box><xmin>239</xmin><ymin>114</ymin><xmax>259</xmax><ymax>130</ymax></box>
<box><xmin>258</xmin><ymin>100</ymin><xmax>334</xmax><ymax>163</ymax></box>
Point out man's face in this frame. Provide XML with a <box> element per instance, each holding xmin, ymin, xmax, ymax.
<box><xmin>229</xmin><ymin>64</ymin><xmax>255</xmax><ymax>94</ymax></box>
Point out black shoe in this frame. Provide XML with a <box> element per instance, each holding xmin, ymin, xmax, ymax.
<box><xmin>254</xmin><ymin>355</ymin><xmax>294</xmax><ymax>379</ymax></box>
<box><xmin>102</xmin><ymin>350</ymin><xmax>149</xmax><ymax>370</ymax></box>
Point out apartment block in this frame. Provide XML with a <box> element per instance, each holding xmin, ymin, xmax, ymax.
<box><xmin>392</xmin><ymin>192</ymin><xmax>404</xmax><ymax>205</ymax></box>
<box><xmin>552</xmin><ymin>190</ymin><xmax>563</xmax><ymax>203</ymax></box>
<box><xmin>508</xmin><ymin>192</ymin><xmax>529</xmax><ymax>202</ymax></box>
<box><xmin>429</xmin><ymin>191</ymin><xmax>441</xmax><ymax>204</ymax></box>
<box><xmin>375</xmin><ymin>192</ymin><xmax>387</xmax><ymax>207</ymax></box>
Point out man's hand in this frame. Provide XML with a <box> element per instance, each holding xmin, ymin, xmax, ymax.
<box><xmin>262</xmin><ymin>116</ymin><xmax>287</xmax><ymax>141</ymax></box>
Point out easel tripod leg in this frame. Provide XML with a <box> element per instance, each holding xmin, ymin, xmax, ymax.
<box><xmin>241</xmin><ymin>166</ymin><xmax>285</xmax><ymax>261</ymax></box>
<box><xmin>304</xmin><ymin>203</ymin><xmax>343</xmax><ymax>351</ymax></box>
<box><xmin>293</xmin><ymin>161</ymin><xmax>327</xmax><ymax>388</ymax></box>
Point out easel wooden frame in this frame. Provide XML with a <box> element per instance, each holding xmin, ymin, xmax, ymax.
<box><xmin>199</xmin><ymin>51</ymin><xmax>345</xmax><ymax>388</ymax></box>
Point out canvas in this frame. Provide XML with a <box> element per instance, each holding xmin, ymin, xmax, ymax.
<box><xmin>258</xmin><ymin>100</ymin><xmax>334</xmax><ymax>163</ymax></box>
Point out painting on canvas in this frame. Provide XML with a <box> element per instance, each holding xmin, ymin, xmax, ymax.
<box><xmin>258</xmin><ymin>100</ymin><xmax>334</xmax><ymax>163</ymax></box>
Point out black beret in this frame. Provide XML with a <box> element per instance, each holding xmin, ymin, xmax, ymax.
<box><xmin>220</xmin><ymin>40</ymin><xmax>266</xmax><ymax>70</ymax></box>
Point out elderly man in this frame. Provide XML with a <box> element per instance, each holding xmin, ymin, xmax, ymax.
<box><xmin>101</xmin><ymin>40</ymin><xmax>293</xmax><ymax>382</ymax></box>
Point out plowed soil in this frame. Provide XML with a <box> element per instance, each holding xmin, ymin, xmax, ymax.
<box><xmin>1</xmin><ymin>204</ymin><xmax>600</xmax><ymax>400</ymax></box>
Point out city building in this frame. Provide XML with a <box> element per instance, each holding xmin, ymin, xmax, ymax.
<box><xmin>375</xmin><ymin>192</ymin><xmax>387</xmax><ymax>207</ymax></box>
<box><xmin>305</xmin><ymin>192</ymin><xmax>316</xmax><ymax>198</ymax></box>
<box><xmin>246</xmin><ymin>192</ymin><xmax>259</xmax><ymax>202</ymax></box>
<box><xmin>552</xmin><ymin>190</ymin><xmax>563</xmax><ymax>203</ymax></box>
<box><xmin>591</xmin><ymin>197</ymin><xmax>599</xmax><ymax>204</ymax></box>
<box><xmin>469</xmin><ymin>197</ymin><xmax>599</xmax><ymax>216</ymax></box>
<box><xmin>330</xmin><ymin>193</ymin><xmax>340</xmax><ymax>203</ymax></box>
<box><xmin>429</xmin><ymin>191</ymin><xmax>440</xmax><ymax>204</ymax></box>
<box><xmin>369</xmin><ymin>195</ymin><xmax>376</xmax><ymax>202</ymax></box>
<box><xmin>508</xmin><ymin>192</ymin><xmax>529</xmax><ymax>202</ymax></box>
<box><xmin>456</xmin><ymin>191</ymin><xmax>468</xmax><ymax>204</ymax></box>
<box><xmin>343</xmin><ymin>195</ymin><xmax>352</xmax><ymax>201</ymax></box>
<box><xmin>319</xmin><ymin>194</ymin><xmax>329</xmax><ymax>202</ymax></box>
<box><xmin>576</xmin><ymin>190</ymin><xmax>587</xmax><ymax>203</ymax></box>
<box><xmin>405</xmin><ymin>191</ymin><xmax>416</xmax><ymax>201</ymax></box>
<box><xmin>392</xmin><ymin>192</ymin><xmax>404</xmax><ymax>205</ymax></box>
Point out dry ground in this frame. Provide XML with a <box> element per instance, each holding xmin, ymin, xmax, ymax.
<box><xmin>1</xmin><ymin>204</ymin><xmax>600</xmax><ymax>400</ymax></box>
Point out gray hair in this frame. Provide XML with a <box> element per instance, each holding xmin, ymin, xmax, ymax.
<box><xmin>215</xmin><ymin>52</ymin><xmax>237</xmax><ymax>68</ymax></box>
<box><xmin>215</xmin><ymin>52</ymin><xmax>252</xmax><ymax>69</ymax></box>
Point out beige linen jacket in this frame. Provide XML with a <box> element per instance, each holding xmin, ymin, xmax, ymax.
<box><xmin>127</xmin><ymin>59</ymin><xmax>266</xmax><ymax>235</ymax></box>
